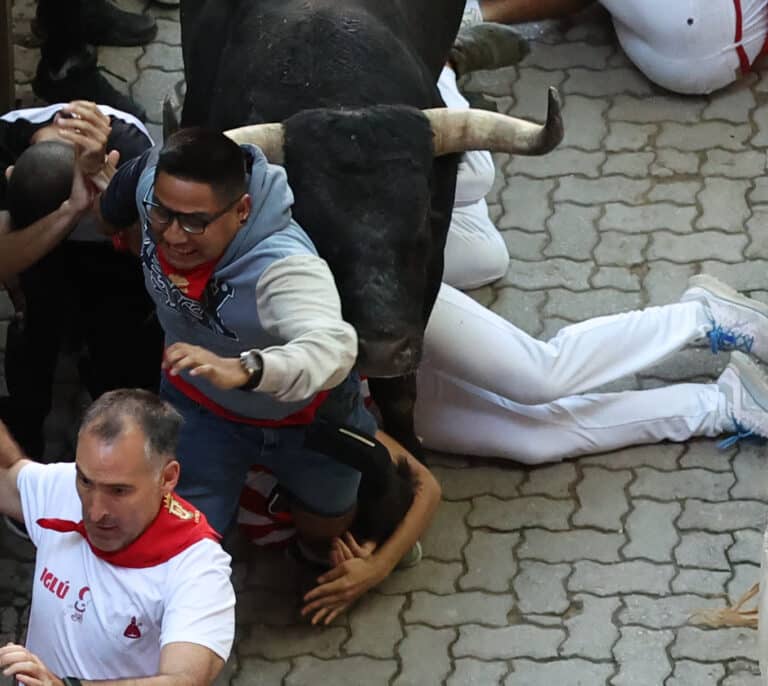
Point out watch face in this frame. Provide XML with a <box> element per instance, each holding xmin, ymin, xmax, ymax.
<box><xmin>243</xmin><ymin>350</ymin><xmax>261</xmax><ymax>373</ymax></box>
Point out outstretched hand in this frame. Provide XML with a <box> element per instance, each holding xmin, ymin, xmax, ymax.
<box><xmin>0</xmin><ymin>643</ymin><xmax>63</xmax><ymax>686</ymax></box>
<box><xmin>163</xmin><ymin>342</ymin><xmax>250</xmax><ymax>389</ymax></box>
<box><xmin>301</xmin><ymin>532</ymin><xmax>381</xmax><ymax>625</ymax></box>
<box><xmin>56</xmin><ymin>100</ymin><xmax>112</xmax><ymax>175</ymax></box>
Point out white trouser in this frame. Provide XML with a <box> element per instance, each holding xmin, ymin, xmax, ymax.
<box><xmin>438</xmin><ymin>66</ymin><xmax>509</xmax><ymax>289</ymax></box>
<box><xmin>416</xmin><ymin>284</ymin><xmax>729</xmax><ymax>464</ymax></box>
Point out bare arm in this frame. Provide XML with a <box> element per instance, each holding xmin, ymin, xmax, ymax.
<box><xmin>0</xmin><ymin>642</ymin><xmax>224</xmax><ymax>686</ymax></box>
<box><xmin>0</xmin><ymin>420</ymin><xmax>32</xmax><ymax>524</ymax></box>
<box><xmin>481</xmin><ymin>0</ymin><xmax>595</xmax><ymax>23</ymax></box>
<box><xmin>301</xmin><ymin>430</ymin><xmax>441</xmax><ymax>623</ymax></box>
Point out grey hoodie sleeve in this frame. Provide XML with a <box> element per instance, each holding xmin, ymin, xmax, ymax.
<box><xmin>253</xmin><ymin>254</ymin><xmax>357</xmax><ymax>401</ymax></box>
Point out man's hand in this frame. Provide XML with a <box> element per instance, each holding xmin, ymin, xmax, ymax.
<box><xmin>63</xmin><ymin>160</ymin><xmax>97</xmax><ymax>217</ymax></box>
<box><xmin>163</xmin><ymin>343</ymin><xmax>250</xmax><ymax>389</ymax></box>
<box><xmin>0</xmin><ymin>643</ymin><xmax>63</xmax><ymax>686</ymax></box>
<box><xmin>301</xmin><ymin>532</ymin><xmax>382</xmax><ymax>625</ymax></box>
<box><xmin>55</xmin><ymin>101</ymin><xmax>112</xmax><ymax>176</ymax></box>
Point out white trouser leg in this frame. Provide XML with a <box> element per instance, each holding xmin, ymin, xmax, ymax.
<box><xmin>415</xmin><ymin>369</ymin><xmax>727</xmax><ymax>464</ymax></box>
<box><xmin>423</xmin><ymin>283</ymin><xmax>713</xmax><ymax>405</ymax></box>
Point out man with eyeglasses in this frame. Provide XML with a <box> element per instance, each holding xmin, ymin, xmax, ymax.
<box><xmin>94</xmin><ymin>127</ymin><xmax>435</xmax><ymax>574</ymax></box>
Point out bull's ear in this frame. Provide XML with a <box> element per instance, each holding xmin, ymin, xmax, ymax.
<box><xmin>304</xmin><ymin>421</ymin><xmax>391</xmax><ymax>491</ymax></box>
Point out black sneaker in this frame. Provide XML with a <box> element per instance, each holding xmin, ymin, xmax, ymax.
<box><xmin>4</xmin><ymin>515</ymin><xmax>30</xmax><ymax>542</ymax></box>
<box><xmin>33</xmin><ymin>60</ymin><xmax>147</xmax><ymax>122</ymax></box>
<box><xmin>82</xmin><ymin>0</ymin><xmax>158</xmax><ymax>47</ymax></box>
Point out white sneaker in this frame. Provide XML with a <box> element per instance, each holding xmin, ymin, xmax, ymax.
<box><xmin>717</xmin><ymin>352</ymin><xmax>768</xmax><ymax>447</ymax></box>
<box><xmin>681</xmin><ymin>274</ymin><xmax>768</xmax><ymax>363</ymax></box>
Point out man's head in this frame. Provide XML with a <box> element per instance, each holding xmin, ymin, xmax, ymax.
<box><xmin>75</xmin><ymin>389</ymin><xmax>182</xmax><ymax>552</ymax></box>
<box><xmin>149</xmin><ymin>127</ymin><xmax>251</xmax><ymax>270</ymax></box>
<box><xmin>6</xmin><ymin>141</ymin><xmax>74</xmax><ymax>229</ymax></box>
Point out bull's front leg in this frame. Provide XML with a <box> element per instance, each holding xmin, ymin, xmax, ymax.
<box><xmin>368</xmin><ymin>374</ymin><xmax>424</xmax><ymax>462</ymax></box>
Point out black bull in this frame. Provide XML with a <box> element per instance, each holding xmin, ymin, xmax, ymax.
<box><xmin>177</xmin><ymin>0</ymin><xmax>563</xmax><ymax>455</ymax></box>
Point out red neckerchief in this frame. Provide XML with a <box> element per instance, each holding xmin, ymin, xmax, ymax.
<box><xmin>37</xmin><ymin>493</ymin><xmax>220</xmax><ymax>569</ymax></box>
<box><xmin>156</xmin><ymin>247</ymin><xmax>218</xmax><ymax>301</ymax></box>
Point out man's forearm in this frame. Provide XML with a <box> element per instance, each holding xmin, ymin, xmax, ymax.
<box><xmin>0</xmin><ymin>202</ymin><xmax>81</xmax><ymax>280</ymax></box>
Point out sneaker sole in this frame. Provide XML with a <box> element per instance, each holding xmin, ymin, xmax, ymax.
<box><xmin>730</xmin><ymin>351</ymin><xmax>768</xmax><ymax>413</ymax></box>
<box><xmin>684</xmin><ymin>274</ymin><xmax>768</xmax><ymax>321</ymax></box>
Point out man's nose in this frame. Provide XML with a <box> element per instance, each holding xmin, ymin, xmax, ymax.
<box><xmin>162</xmin><ymin>217</ymin><xmax>188</xmax><ymax>242</ymax></box>
<box><xmin>87</xmin><ymin>492</ymin><xmax>109</xmax><ymax>522</ymax></box>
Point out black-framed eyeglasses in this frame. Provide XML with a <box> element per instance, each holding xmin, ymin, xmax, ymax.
<box><xmin>142</xmin><ymin>193</ymin><xmax>241</xmax><ymax>235</ymax></box>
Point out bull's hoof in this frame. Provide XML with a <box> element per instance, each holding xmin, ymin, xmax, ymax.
<box><xmin>450</xmin><ymin>23</ymin><xmax>530</xmax><ymax>78</ymax></box>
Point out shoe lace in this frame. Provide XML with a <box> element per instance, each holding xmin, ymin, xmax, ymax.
<box><xmin>707</xmin><ymin>324</ymin><xmax>754</xmax><ymax>355</ymax></box>
<box><xmin>717</xmin><ymin>417</ymin><xmax>766</xmax><ymax>449</ymax></box>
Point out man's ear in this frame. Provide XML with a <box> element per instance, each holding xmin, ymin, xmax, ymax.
<box><xmin>4</xmin><ymin>165</ymin><xmax>13</xmax><ymax>180</ymax></box>
<box><xmin>237</xmin><ymin>194</ymin><xmax>252</xmax><ymax>224</ymax></box>
<box><xmin>160</xmin><ymin>460</ymin><xmax>181</xmax><ymax>494</ymax></box>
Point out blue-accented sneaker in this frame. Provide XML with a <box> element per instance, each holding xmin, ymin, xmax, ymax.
<box><xmin>716</xmin><ymin>352</ymin><xmax>768</xmax><ymax>448</ymax></box>
<box><xmin>681</xmin><ymin>274</ymin><xmax>768</xmax><ymax>362</ymax></box>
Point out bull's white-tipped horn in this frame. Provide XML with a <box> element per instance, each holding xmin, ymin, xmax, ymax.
<box><xmin>426</xmin><ymin>86</ymin><xmax>563</xmax><ymax>156</ymax></box>
<box><xmin>224</xmin><ymin>123</ymin><xmax>285</xmax><ymax>164</ymax></box>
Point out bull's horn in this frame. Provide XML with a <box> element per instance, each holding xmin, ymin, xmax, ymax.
<box><xmin>426</xmin><ymin>86</ymin><xmax>563</xmax><ymax>156</ymax></box>
<box><xmin>224</xmin><ymin>123</ymin><xmax>285</xmax><ymax>164</ymax></box>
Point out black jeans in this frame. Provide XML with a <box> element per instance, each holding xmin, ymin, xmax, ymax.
<box><xmin>36</xmin><ymin>0</ymin><xmax>88</xmax><ymax>73</ymax></box>
<box><xmin>3</xmin><ymin>241</ymin><xmax>162</xmax><ymax>457</ymax></box>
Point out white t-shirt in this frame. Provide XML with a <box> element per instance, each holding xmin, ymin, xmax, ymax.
<box><xmin>18</xmin><ymin>462</ymin><xmax>235</xmax><ymax>680</ymax></box>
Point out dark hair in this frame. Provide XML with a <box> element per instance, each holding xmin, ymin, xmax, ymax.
<box><xmin>157</xmin><ymin>127</ymin><xmax>248</xmax><ymax>201</ymax></box>
<box><xmin>79</xmin><ymin>389</ymin><xmax>183</xmax><ymax>468</ymax></box>
<box><xmin>7</xmin><ymin>141</ymin><xmax>74</xmax><ymax>229</ymax></box>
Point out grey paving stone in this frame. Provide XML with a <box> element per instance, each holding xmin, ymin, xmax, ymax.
<box><xmin>604</xmin><ymin>122</ymin><xmax>657</xmax><ymax>151</ymax></box>
<box><xmin>679</xmin><ymin>440</ymin><xmax>734</xmax><ymax>471</ymax></box>
<box><xmin>513</xmin><ymin>561</ymin><xmax>570</xmax><ymax>614</ymax></box>
<box><xmin>630</xmin><ymin>468</ymin><xmax>735</xmax><ymax>501</ymax></box>
<box><xmin>650</xmin><ymin>148</ymin><xmax>701</xmax><ymax>176</ymax></box>
<box><xmin>287</xmin><ymin>656</ymin><xmax>397</xmax><ymax>686</ymax></box>
<box><xmin>138</xmin><ymin>42</ymin><xmax>184</xmax><ymax>71</ymax></box>
<box><xmin>504</xmin><ymin>658</ymin><xmax>614</xmax><ymax>686</ymax></box>
<box><xmin>649</xmin><ymin>231</ymin><xmax>748</xmax><ymax>263</ymax></box>
<box><xmin>697</xmin><ymin>259</ymin><xmax>768</xmax><ymax>291</ymax></box>
<box><xmin>500</xmin><ymin>259</ymin><xmax>592</xmax><ymax>291</ymax></box>
<box><xmin>602</xmin><ymin>152</ymin><xmax>654</xmax><ymax>178</ymax></box>
<box><xmin>561</xmin><ymin>95</ymin><xmax>608</xmax><ymax>150</ymax></box>
<box><xmin>600</xmin><ymin>202</ymin><xmax>697</xmax><ymax>234</ymax></box>
<box><xmin>569</xmin><ymin>561</ymin><xmax>674</xmax><ymax>595</ymax></box>
<box><xmin>672</xmin><ymin>627</ymin><xmax>757</xmax><ymax>661</ymax></box>
<box><xmin>469</xmin><ymin>495</ymin><xmax>574</xmax><ymax>531</ymax></box>
<box><xmin>454</xmin><ymin>624</ymin><xmax>564</xmax><ymax>659</ymax></box>
<box><xmin>731</xmin><ymin>450</ymin><xmax>768</xmax><ymax>501</ymax></box>
<box><xmin>702</xmin><ymin>151</ymin><xmax>766</xmax><ymax>179</ymax></box>
<box><xmin>430</xmin><ymin>465</ymin><xmax>524</xmax><ymax>501</ymax></box>
<box><xmin>591</xmin><ymin>266</ymin><xmax>641</xmax><ymax>291</ymax></box>
<box><xmin>697</xmin><ymin>178</ymin><xmax>751</xmax><ymax>232</ymax></box>
<box><xmin>623</xmin><ymin>500</ymin><xmax>680</xmax><ymax>562</ymax></box>
<box><xmin>345</xmin><ymin>594</ymin><xmax>405</xmax><ymax>658</ymax></box>
<box><xmin>726</xmin><ymin>563</ymin><xmax>760</xmax><ymax>607</ymax></box>
<box><xmin>643</xmin><ymin>261</ymin><xmax>696</xmax><ymax>307</ymax></box>
<box><xmin>675</xmin><ymin>532</ymin><xmax>733</xmax><ymax>571</ymax></box>
<box><xmin>544</xmin><ymin>203</ymin><xmax>600</xmax><ymax>260</ymax></box>
<box><xmin>492</xmin><ymin>288</ymin><xmax>545</xmax><ymax>336</ymax></box>
<box><xmin>672</xmin><ymin>569</ymin><xmax>730</xmax><ymax>596</ymax></box>
<box><xmin>752</xmin><ymin>101</ymin><xmax>768</xmax><ymax>146</ymax></box>
<box><xmin>745</xmin><ymin>207</ymin><xmax>768</xmax><ymax>259</ymax></box>
<box><xmin>594</xmin><ymin>231</ymin><xmax>648</xmax><ymax>266</ymax></box>
<box><xmin>421</xmin><ymin>501</ymin><xmax>470</xmax><ymax>561</ymax></box>
<box><xmin>573</xmin><ymin>467</ymin><xmax>632</xmax><ymax>530</ymax></box>
<box><xmin>519</xmin><ymin>463</ymin><xmax>578</xmax><ymax>498</ymax></box>
<box><xmin>545</xmin><ymin>288</ymin><xmax>643</xmax><ymax>321</ymax></box>
<box><xmin>460</xmin><ymin>531</ymin><xmax>519</xmax><ymax>592</ymax></box>
<box><xmin>519</xmin><ymin>528</ymin><xmax>623</xmax><ymax>563</ymax></box>
<box><xmin>98</xmin><ymin>46</ymin><xmax>142</xmax><ymax>84</ymax></box>
<box><xmin>609</xmin><ymin>95</ymin><xmax>705</xmax><ymax>123</ymax></box>
<box><xmin>647</xmin><ymin>180</ymin><xmax>702</xmax><ymax>204</ymax></box>
<box><xmin>447</xmin><ymin>659</ymin><xmax>507</xmax><ymax>686</ymax></box>
<box><xmin>239</xmin><ymin>624</ymin><xmax>347</xmax><ymax>660</ymax></box>
<box><xmin>463</xmin><ymin>67</ymin><xmax>520</xmax><ymax>99</ymax></box>
<box><xmin>507</xmin><ymin>148</ymin><xmax>605</xmax><ymax>178</ymax></box>
<box><xmin>525</xmin><ymin>42</ymin><xmax>613</xmax><ymax>70</ymax></box>
<box><xmin>561</xmin><ymin>594</ymin><xmax>620</xmax><ymax>660</ymax></box>
<box><xmin>509</xmin><ymin>68</ymin><xmax>567</xmax><ymax>120</ymax></box>
<box><xmin>405</xmin><ymin>591</ymin><xmax>514</xmax><ymax>627</ymax></box>
<box><xmin>155</xmin><ymin>16</ymin><xmax>181</xmax><ymax>44</ymax></box>
<box><xmin>666</xmin><ymin>660</ymin><xmax>725</xmax><ymax>686</ymax></box>
<box><xmin>395</xmin><ymin>625</ymin><xmax>454</xmax><ymax>686</ymax></box>
<box><xmin>612</xmin><ymin>626</ymin><xmax>674</xmax><ymax>686</ymax></box>
<box><xmin>499</xmin><ymin>177</ymin><xmax>555</xmax><ymax>231</ymax></box>
<box><xmin>657</xmin><ymin>122</ymin><xmax>752</xmax><ymax>151</ymax></box>
<box><xmin>722</xmin><ymin>662</ymin><xmax>761</xmax><ymax>685</ymax></box>
<box><xmin>678</xmin><ymin>500</ymin><xmax>768</xmax><ymax>532</ymax></box>
<box><xmin>378</xmin><ymin>560</ymin><xmax>462</xmax><ymax>595</ymax></box>
<box><xmin>501</xmin><ymin>229</ymin><xmax>548</xmax><ymax>260</ymax></box>
<box><xmin>703</xmin><ymin>82</ymin><xmax>756</xmax><ymax>122</ymax></box>
<box><xmin>232</xmin><ymin>658</ymin><xmax>290</xmax><ymax>686</ymax></box>
<box><xmin>564</xmin><ymin>67</ymin><xmax>652</xmax><ymax>97</ymax></box>
<box><xmin>620</xmin><ymin>594</ymin><xmax>726</xmax><ymax>631</ymax></box>
<box><xmin>131</xmin><ymin>68</ymin><xmax>184</xmax><ymax>123</ymax></box>
<box><xmin>556</xmin><ymin>176</ymin><xmax>651</xmax><ymax>205</ymax></box>
<box><xmin>729</xmin><ymin>530</ymin><xmax>762</xmax><ymax>565</ymax></box>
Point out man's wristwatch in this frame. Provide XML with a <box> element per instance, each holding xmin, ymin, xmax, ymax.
<box><xmin>239</xmin><ymin>349</ymin><xmax>264</xmax><ymax>390</ymax></box>
<box><xmin>62</xmin><ymin>677</ymin><xmax>82</xmax><ymax>686</ymax></box>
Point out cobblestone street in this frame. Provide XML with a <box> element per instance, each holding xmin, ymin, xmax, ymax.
<box><xmin>2</xmin><ymin>1</ymin><xmax>768</xmax><ymax>684</ymax></box>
